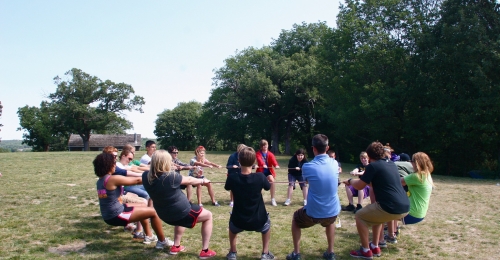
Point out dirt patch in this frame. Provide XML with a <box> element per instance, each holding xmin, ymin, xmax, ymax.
<box><xmin>48</xmin><ymin>240</ymin><xmax>86</xmax><ymax>255</ymax></box>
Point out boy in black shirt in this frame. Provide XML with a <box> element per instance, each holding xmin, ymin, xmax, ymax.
<box><xmin>224</xmin><ymin>147</ymin><xmax>274</xmax><ymax>260</ymax></box>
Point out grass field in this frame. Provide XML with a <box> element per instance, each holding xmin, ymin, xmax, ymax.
<box><xmin>0</xmin><ymin>150</ymin><xmax>499</xmax><ymax>259</ymax></box>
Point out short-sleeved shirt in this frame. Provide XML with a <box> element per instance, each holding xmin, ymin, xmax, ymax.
<box><xmin>395</xmin><ymin>161</ymin><xmax>414</xmax><ymax>177</ymax></box>
<box><xmin>141</xmin><ymin>171</ymin><xmax>191</xmax><ymax>223</ymax></box>
<box><xmin>224</xmin><ymin>172</ymin><xmax>271</xmax><ymax>230</ymax></box>
<box><xmin>302</xmin><ymin>154</ymin><xmax>341</xmax><ymax>218</ymax></box>
<box><xmin>189</xmin><ymin>157</ymin><xmax>210</xmax><ymax>177</ymax></box>
<box><xmin>173</xmin><ymin>158</ymin><xmax>189</xmax><ymax>174</ymax></box>
<box><xmin>360</xmin><ymin>159</ymin><xmax>410</xmax><ymax>214</ymax></box>
<box><xmin>226</xmin><ymin>152</ymin><xmax>241</xmax><ymax>175</ymax></box>
<box><xmin>140</xmin><ymin>154</ymin><xmax>152</xmax><ymax>165</ymax></box>
<box><xmin>404</xmin><ymin>173</ymin><xmax>432</xmax><ymax>218</ymax></box>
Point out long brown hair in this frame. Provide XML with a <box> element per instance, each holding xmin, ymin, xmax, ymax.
<box><xmin>412</xmin><ymin>152</ymin><xmax>434</xmax><ymax>187</ymax></box>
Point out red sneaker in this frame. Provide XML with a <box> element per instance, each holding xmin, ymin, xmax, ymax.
<box><xmin>350</xmin><ymin>247</ymin><xmax>373</xmax><ymax>259</ymax></box>
<box><xmin>369</xmin><ymin>243</ymin><xmax>381</xmax><ymax>257</ymax></box>
<box><xmin>169</xmin><ymin>245</ymin><xmax>186</xmax><ymax>255</ymax></box>
<box><xmin>199</xmin><ymin>249</ymin><xmax>217</xmax><ymax>259</ymax></box>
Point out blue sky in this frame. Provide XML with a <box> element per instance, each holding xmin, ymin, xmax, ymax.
<box><xmin>0</xmin><ymin>0</ymin><xmax>339</xmax><ymax>140</ymax></box>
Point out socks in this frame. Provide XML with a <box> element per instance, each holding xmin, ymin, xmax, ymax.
<box><xmin>362</xmin><ymin>247</ymin><xmax>370</xmax><ymax>253</ymax></box>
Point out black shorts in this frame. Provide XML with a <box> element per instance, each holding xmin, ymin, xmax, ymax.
<box><xmin>104</xmin><ymin>205</ymin><xmax>134</xmax><ymax>226</ymax></box>
<box><xmin>167</xmin><ymin>203</ymin><xmax>203</xmax><ymax>228</ymax></box>
<box><xmin>229</xmin><ymin>213</ymin><xmax>271</xmax><ymax>234</ymax></box>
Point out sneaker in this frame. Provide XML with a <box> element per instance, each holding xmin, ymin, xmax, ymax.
<box><xmin>286</xmin><ymin>251</ymin><xmax>301</xmax><ymax>260</ymax></box>
<box><xmin>143</xmin><ymin>235</ymin><xmax>158</xmax><ymax>244</ymax></box>
<box><xmin>369</xmin><ymin>243</ymin><xmax>381</xmax><ymax>257</ymax></box>
<box><xmin>349</xmin><ymin>247</ymin><xmax>373</xmax><ymax>259</ymax></box>
<box><xmin>303</xmin><ymin>200</ymin><xmax>307</xmax><ymax>206</ymax></box>
<box><xmin>229</xmin><ymin>201</ymin><xmax>234</xmax><ymax>207</ymax></box>
<box><xmin>354</xmin><ymin>204</ymin><xmax>363</xmax><ymax>213</ymax></box>
<box><xmin>226</xmin><ymin>251</ymin><xmax>237</xmax><ymax>260</ymax></box>
<box><xmin>335</xmin><ymin>217</ymin><xmax>341</xmax><ymax>228</ymax></box>
<box><xmin>342</xmin><ymin>204</ymin><xmax>355</xmax><ymax>211</ymax></box>
<box><xmin>212</xmin><ymin>201</ymin><xmax>220</xmax><ymax>207</ymax></box>
<box><xmin>384</xmin><ymin>235</ymin><xmax>397</xmax><ymax>244</ymax></box>
<box><xmin>155</xmin><ymin>238</ymin><xmax>174</xmax><ymax>249</ymax></box>
<box><xmin>199</xmin><ymin>249</ymin><xmax>217</xmax><ymax>259</ymax></box>
<box><xmin>271</xmin><ymin>198</ymin><xmax>277</xmax><ymax>207</ymax></box>
<box><xmin>133</xmin><ymin>231</ymin><xmax>145</xmax><ymax>239</ymax></box>
<box><xmin>322</xmin><ymin>251</ymin><xmax>336</xmax><ymax>260</ymax></box>
<box><xmin>261</xmin><ymin>251</ymin><xmax>275</xmax><ymax>259</ymax></box>
<box><xmin>170</xmin><ymin>245</ymin><xmax>186</xmax><ymax>255</ymax></box>
<box><xmin>378</xmin><ymin>240</ymin><xmax>387</xmax><ymax>248</ymax></box>
<box><xmin>284</xmin><ymin>199</ymin><xmax>291</xmax><ymax>206</ymax></box>
<box><xmin>124</xmin><ymin>223</ymin><xmax>136</xmax><ymax>232</ymax></box>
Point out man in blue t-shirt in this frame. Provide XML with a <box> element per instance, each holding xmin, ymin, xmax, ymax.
<box><xmin>286</xmin><ymin>134</ymin><xmax>341</xmax><ymax>260</ymax></box>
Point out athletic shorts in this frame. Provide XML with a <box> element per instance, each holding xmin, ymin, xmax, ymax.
<box><xmin>349</xmin><ymin>185</ymin><xmax>370</xmax><ymax>199</ymax></box>
<box><xmin>288</xmin><ymin>174</ymin><xmax>306</xmax><ymax>189</ymax></box>
<box><xmin>293</xmin><ymin>207</ymin><xmax>337</xmax><ymax>228</ymax></box>
<box><xmin>167</xmin><ymin>203</ymin><xmax>203</xmax><ymax>228</ymax></box>
<box><xmin>104</xmin><ymin>205</ymin><xmax>133</xmax><ymax>226</ymax></box>
<box><xmin>229</xmin><ymin>213</ymin><xmax>271</xmax><ymax>234</ymax></box>
<box><xmin>402</xmin><ymin>214</ymin><xmax>424</xmax><ymax>225</ymax></box>
<box><xmin>355</xmin><ymin>202</ymin><xmax>408</xmax><ymax>227</ymax></box>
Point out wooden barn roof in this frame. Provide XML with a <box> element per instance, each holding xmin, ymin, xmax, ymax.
<box><xmin>67</xmin><ymin>134</ymin><xmax>141</xmax><ymax>148</ymax></box>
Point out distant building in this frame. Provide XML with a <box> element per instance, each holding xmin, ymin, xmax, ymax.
<box><xmin>67</xmin><ymin>134</ymin><xmax>141</xmax><ymax>151</ymax></box>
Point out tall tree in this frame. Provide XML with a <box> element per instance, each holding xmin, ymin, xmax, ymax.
<box><xmin>154</xmin><ymin>101</ymin><xmax>202</xmax><ymax>151</ymax></box>
<box><xmin>49</xmin><ymin>68</ymin><xmax>145</xmax><ymax>151</ymax></box>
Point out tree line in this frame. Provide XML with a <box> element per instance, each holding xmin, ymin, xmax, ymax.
<box><xmin>17</xmin><ymin>0</ymin><xmax>500</xmax><ymax>177</ymax></box>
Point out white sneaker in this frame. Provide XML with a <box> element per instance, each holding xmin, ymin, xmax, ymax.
<box><xmin>271</xmin><ymin>198</ymin><xmax>277</xmax><ymax>206</ymax></box>
<box><xmin>143</xmin><ymin>235</ymin><xmax>158</xmax><ymax>244</ymax></box>
<box><xmin>229</xmin><ymin>201</ymin><xmax>234</xmax><ymax>207</ymax></box>
<box><xmin>335</xmin><ymin>217</ymin><xmax>341</xmax><ymax>228</ymax></box>
<box><xmin>284</xmin><ymin>199</ymin><xmax>291</xmax><ymax>206</ymax></box>
<box><xmin>155</xmin><ymin>237</ymin><xmax>174</xmax><ymax>249</ymax></box>
<box><xmin>303</xmin><ymin>200</ymin><xmax>307</xmax><ymax>206</ymax></box>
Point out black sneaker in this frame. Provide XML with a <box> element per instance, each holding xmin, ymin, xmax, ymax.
<box><xmin>322</xmin><ymin>251</ymin><xmax>336</xmax><ymax>260</ymax></box>
<box><xmin>342</xmin><ymin>204</ymin><xmax>355</xmax><ymax>211</ymax></box>
<box><xmin>354</xmin><ymin>204</ymin><xmax>363</xmax><ymax>213</ymax></box>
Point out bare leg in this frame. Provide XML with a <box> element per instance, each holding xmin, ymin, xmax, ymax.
<box><xmin>291</xmin><ymin>218</ymin><xmax>301</xmax><ymax>253</ymax></box>
<box><xmin>287</xmin><ymin>185</ymin><xmax>293</xmax><ymax>200</ymax></box>
<box><xmin>206</xmin><ymin>183</ymin><xmax>216</xmax><ymax>203</ymax></box>
<box><xmin>128</xmin><ymin>204</ymin><xmax>166</xmax><ymax>242</ymax></box>
<box><xmin>186</xmin><ymin>185</ymin><xmax>193</xmax><ymax>202</ymax></box>
<box><xmin>262</xmin><ymin>229</ymin><xmax>271</xmax><ymax>253</ymax></box>
<box><xmin>325</xmin><ymin>223</ymin><xmax>336</xmax><ymax>253</ymax></box>
<box><xmin>345</xmin><ymin>186</ymin><xmax>354</xmax><ymax>205</ymax></box>
<box><xmin>230</xmin><ymin>190</ymin><xmax>234</xmax><ymax>203</ymax></box>
<box><xmin>197</xmin><ymin>208</ymin><xmax>213</xmax><ymax>249</ymax></box>
<box><xmin>355</xmin><ymin>215</ymin><xmax>370</xmax><ymax>249</ymax></box>
<box><xmin>173</xmin><ymin>225</ymin><xmax>186</xmax><ymax>246</ymax></box>
<box><xmin>196</xmin><ymin>185</ymin><xmax>202</xmax><ymax>205</ymax></box>
<box><xmin>372</xmin><ymin>224</ymin><xmax>382</xmax><ymax>246</ymax></box>
<box><xmin>387</xmin><ymin>220</ymin><xmax>395</xmax><ymax>238</ymax></box>
<box><xmin>357</xmin><ymin>190</ymin><xmax>364</xmax><ymax>205</ymax></box>
<box><xmin>302</xmin><ymin>185</ymin><xmax>308</xmax><ymax>201</ymax></box>
<box><xmin>229</xmin><ymin>230</ymin><xmax>237</xmax><ymax>253</ymax></box>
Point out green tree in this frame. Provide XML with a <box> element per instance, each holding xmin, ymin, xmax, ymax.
<box><xmin>0</xmin><ymin>101</ymin><xmax>3</xmax><ymax>142</ymax></box>
<box><xmin>49</xmin><ymin>68</ymin><xmax>145</xmax><ymax>151</ymax></box>
<box><xmin>17</xmin><ymin>102</ymin><xmax>66</xmax><ymax>151</ymax></box>
<box><xmin>154</xmin><ymin>101</ymin><xmax>202</xmax><ymax>151</ymax></box>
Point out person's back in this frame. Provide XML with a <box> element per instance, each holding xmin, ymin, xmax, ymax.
<box><xmin>226</xmin><ymin>172</ymin><xmax>270</xmax><ymax>230</ymax></box>
<box><xmin>302</xmin><ymin>154</ymin><xmax>341</xmax><ymax>218</ymax></box>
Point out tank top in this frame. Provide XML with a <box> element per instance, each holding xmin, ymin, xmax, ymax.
<box><xmin>96</xmin><ymin>175</ymin><xmax>124</xmax><ymax>220</ymax></box>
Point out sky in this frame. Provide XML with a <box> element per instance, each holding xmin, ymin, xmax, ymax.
<box><xmin>0</xmin><ymin>0</ymin><xmax>340</xmax><ymax>140</ymax></box>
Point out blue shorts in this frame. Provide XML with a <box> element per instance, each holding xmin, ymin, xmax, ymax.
<box><xmin>402</xmin><ymin>214</ymin><xmax>424</xmax><ymax>225</ymax></box>
<box><xmin>103</xmin><ymin>205</ymin><xmax>134</xmax><ymax>226</ymax></box>
<box><xmin>167</xmin><ymin>203</ymin><xmax>203</xmax><ymax>228</ymax></box>
<box><xmin>229</xmin><ymin>213</ymin><xmax>271</xmax><ymax>234</ymax></box>
<box><xmin>288</xmin><ymin>174</ymin><xmax>306</xmax><ymax>190</ymax></box>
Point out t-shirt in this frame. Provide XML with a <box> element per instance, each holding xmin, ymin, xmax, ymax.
<box><xmin>404</xmin><ymin>173</ymin><xmax>432</xmax><ymax>218</ymax></box>
<box><xmin>287</xmin><ymin>156</ymin><xmax>308</xmax><ymax>176</ymax></box>
<box><xmin>141</xmin><ymin>171</ymin><xmax>191</xmax><ymax>223</ymax></box>
<box><xmin>395</xmin><ymin>161</ymin><xmax>414</xmax><ymax>177</ymax></box>
<box><xmin>302</xmin><ymin>154</ymin><xmax>341</xmax><ymax>218</ymax></box>
<box><xmin>189</xmin><ymin>157</ymin><xmax>210</xmax><ymax>177</ymax></box>
<box><xmin>116</xmin><ymin>162</ymin><xmax>131</xmax><ymax>170</ymax></box>
<box><xmin>173</xmin><ymin>158</ymin><xmax>189</xmax><ymax>174</ymax></box>
<box><xmin>140</xmin><ymin>154</ymin><xmax>152</xmax><ymax>165</ymax></box>
<box><xmin>130</xmin><ymin>160</ymin><xmax>141</xmax><ymax>166</ymax></box>
<box><xmin>360</xmin><ymin>159</ymin><xmax>410</xmax><ymax>214</ymax></box>
<box><xmin>226</xmin><ymin>152</ymin><xmax>241</xmax><ymax>175</ymax></box>
<box><xmin>224</xmin><ymin>172</ymin><xmax>271</xmax><ymax>230</ymax></box>
<box><xmin>113</xmin><ymin>167</ymin><xmax>127</xmax><ymax>176</ymax></box>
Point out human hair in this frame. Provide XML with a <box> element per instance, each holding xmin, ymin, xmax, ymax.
<box><xmin>238</xmin><ymin>147</ymin><xmax>256</xmax><ymax>167</ymax></box>
<box><xmin>360</xmin><ymin>151</ymin><xmax>368</xmax><ymax>158</ymax></box>
<box><xmin>366</xmin><ymin>142</ymin><xmax>385</xmax><ymax>160</ymax></box>
<box><xmin>312</xmin><ymin>134</ymin><xmax>329</xmax><ymax>153</ymax></box>
<box><xmin>145</xmin><ymin>140</ymin><xmax>156</xmax><ymax>148</ymax></box>
<box><xmin>147</xmin><ymin>150</ymin><xmax>172</xmax><ymax>184</ymax></box>
<box><xmin>102</xmin><ymin>146</ymin><xmax>117</xmax><ymax>154</ymax></box>
<box><xmin>194</xmin><ymin>145</ymin><xmax>206</xmax><ymax>157</ymax></box>
<box><xmin>412</xmin><ymin>152</ymin><xmax>434</xmax><ymax>187</ymax></box>
<box><xmin>259</xmin><ymin>139</ymin><xmax>268</xmax><ymax>148</ymax></box>
<box><xmin>236</xmin><ymin>144</ymin><xmax>247</xmax><ymax>153</ymax></box>
<box><xmin>167</xmin><ymin>146</ymin><xmax>178</xmax><ymax>153</ymax></box>
<box><xmin>119</xmin><ymin>149</ymin><xmax>132</xmax><ymax>160</ymax></box>
<box><xmin>123</xmin><ymin>144</ymin><xmax>135</xmax><ymax>153</ymax></box>
<box><xmin>327</xmin><ymin>149</ymin><xmax>335</xmax><ymax>156</ymax></box>
<box><xmin>295</xmin><ymin>148</ymin><xmax>306</xmax><ymax>156</ymax></box>
<box><xmin>93</xmin><ymin>153</ymin><xmax>115</xmax><ymax>177</ymax></box>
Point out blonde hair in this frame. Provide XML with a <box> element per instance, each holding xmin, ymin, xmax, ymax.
<box><xmin>412</xmin><ymin>152</ymin><xmax>434</xmax><ymax>187</ymax></box>
<box><xmin>359</xmin><ymin>151</ymin><xmax>368</xmax><ymax>158</ymax></box>
<box><xmin>147</xmin><ymin>150</ymin><xmax>173</xmax><ymax>184</ymax></box>
<box><xmin>236</xmin><ymin>144</ymin><xmax>247</xmax><ymax>153</ymax></box>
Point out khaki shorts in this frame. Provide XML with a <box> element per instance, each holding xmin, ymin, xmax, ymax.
<box><xmin>355</xmin><ymin>202</ymin><xmax>408</xmax><ymax>227</ymax></box>
<box><xmin>293</xmin><ymin>207</ymin><xmax>337</xmax><ymax>228</ymax></box>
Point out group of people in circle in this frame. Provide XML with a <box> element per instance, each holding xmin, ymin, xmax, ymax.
<box><xmin>93</xmin><ymin>135</ymin><xmax>434</xmax><ymax>260</ymax></box>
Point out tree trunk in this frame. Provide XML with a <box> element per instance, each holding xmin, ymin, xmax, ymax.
<box><xmin>271</xmin><ymin>123</ymin><xmax>280</xmax><ymax>154</ymax></box>
<box><xmin>80</xmin><ymin>133</ymin><xmax>91</xmax><ymax>151</ymax></box>
<box><xmin>284</xmin><ymin>118</ymin><xmax>292</xmax><ymax>155</ymax></box>
<box><xmin>44</xmin><ymin>144</ymin><xmax>50</xmax><ymax>152</ymax></box>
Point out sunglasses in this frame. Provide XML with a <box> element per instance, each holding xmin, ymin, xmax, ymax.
<box><xmin>127</xmin><ymin>157</ymin><xmax>133</xmax><ymax>161</ymax></box>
